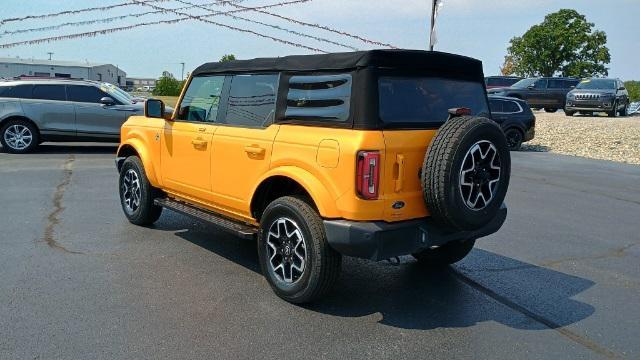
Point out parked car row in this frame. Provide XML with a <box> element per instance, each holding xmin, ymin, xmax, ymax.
<box><xmin>487</xmin><ymin>75</ymin><xmax>631</xmax><ymax>117</ymax></box>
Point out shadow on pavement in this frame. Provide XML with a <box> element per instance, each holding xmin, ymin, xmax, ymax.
<box><xmin>155</xmin><ymin>214</ymin><xmax>595</xmax><ymax>331</ymax></box>
<box><xmin>0</xmin><ymin>143</ymin><xmax>118</xmax><ymax>155</ymax></box>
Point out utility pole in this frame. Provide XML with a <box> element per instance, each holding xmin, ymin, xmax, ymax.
<box><xmin>180</xmin><ymin>62</ymin><xmax>185</xmax><ymax>81</ymax></box>
<box><xmin>47</xmin><ymin>52</ymin><xmax>54</xmax><ymax>60</ymax></box>
<box><xmin>429</xmin><ymin>0</ymin><xmax>436</xmax><ymax>51</ymax></box>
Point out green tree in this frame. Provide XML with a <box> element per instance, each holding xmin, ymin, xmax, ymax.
<box><xmin>220</xmin><ymin>54</ymin><xmax>236</xmax><ymax>62</ymax></box>
<box><xmin>152</xmin><ymin>73</ymin><xmax>182</xmax><ymax>96</ymax></box>
<box><xmin>625</xmin><ymin>81</ymin><xmax>640</xmax><ymax>102</ymax></box>
<box><xmin>507</xmin><ymin>9</ymin><xmax>610</xmax><ymax>78</ymax></box>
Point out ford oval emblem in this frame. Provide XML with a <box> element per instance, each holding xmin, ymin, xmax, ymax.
<box><xmin>392</xmin><ymin>201</ymin><xmax>405</xmax><ymax>209</ymax></box>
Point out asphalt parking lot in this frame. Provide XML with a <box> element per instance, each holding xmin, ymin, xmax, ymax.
<box><xmin>1</xmin><ymin>144</ymin><xmax>639</xmax><ymax>359</ymax></box>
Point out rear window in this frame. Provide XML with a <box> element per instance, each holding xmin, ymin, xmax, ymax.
<box><xmin>378</xmin><ymin>77</ymin><xmax>489</xmax><ymax>128</ymax></box>
<box><xmin>486</xmin><ymin>77</ymin><xmax>520</xmax><ymax>87</ymax></box>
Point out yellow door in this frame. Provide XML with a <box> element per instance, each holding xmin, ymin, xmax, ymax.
<box><xmin>210</xmin><ymin>125</ymin><xmax>279</xmax><ymax>217</ymax></box>
<box><xmin>160</xmin><ymin>121</ymin><xmax>215</xmax><ymax>200</ymax></box>
<box><xmin>209</xmin><ymin>73</ymin><xmax>281</xmax><ymax>218</ymax></box>
<box><xmin>160</xmin><ymin>74</ymin><xmax>226</xmax><ymax>201</ymax></box>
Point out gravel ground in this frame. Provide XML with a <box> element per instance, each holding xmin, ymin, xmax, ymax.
<box><xmin>521</xmin><ymin>110</ymin><xmax>640</xmax><ymax>165</ymax></box>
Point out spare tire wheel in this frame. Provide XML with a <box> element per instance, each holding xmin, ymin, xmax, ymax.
<box><xmin>422</xmin><ymin>116</ymin><xmax>510</xmax><ymax>231</ymax></box>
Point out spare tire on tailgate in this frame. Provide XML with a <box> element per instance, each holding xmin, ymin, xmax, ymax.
<box><xmin>422</xmin><ymin>115</ymin><xmax>510</xmax><ymax>231</ymax></box>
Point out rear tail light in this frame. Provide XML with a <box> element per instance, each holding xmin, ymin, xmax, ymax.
<box><xmin>356</xmin><ymin>151</ymin><xmax>380</xmax><ymax>200</ymax></box>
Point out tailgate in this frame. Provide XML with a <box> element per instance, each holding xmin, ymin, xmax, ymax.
<box><xmin>381</xmin><ymin>130</ymin><xmax>437</xmax><ymax>222</ymax></box>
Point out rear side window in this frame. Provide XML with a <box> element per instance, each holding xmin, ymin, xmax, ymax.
<box><xmin>0</xmin><ymin>84</ymin><xmax>33</xmax><ymax>99</ymax></box>
<box><xmin>548</xmin><ymin>79</ymin><xmax>564</xmax><ymax>89</ymax></box>
<box><xmin>378</xmin><ymin>77</ymin><xmax>489</xmax><ymax>128</ymax></box>
<box><xmin>32</xmin><ymin>85</ymin><xmax>66</xmax><ymax>101</ymax></box>
<box><xmin>178</xmin><ymin>76</ymin><xmax>225</xmax><ymax>122</ymax></box>
<box><xmin>284</xmin><ymin>74</ymin><xmax>352</xmax><ymax>122</ymax></box>
<box><xmin>222</xmin><ymin>74</ymin><xmax>279</xmax><ymax>128</ymax></box>
<box><xmin>489</xmin><ymin>99</ymin><xmax>503</xmax><ymax>113</ymax></box>
<box><xmin>502</xmin><ymin>100</ymin><xmax>521</xmax><ymax>113</ymax></box>
<box><xmin>68</xmin><ymin>85</ymin><xmax>108</xmax><ymax>103</ymax></box>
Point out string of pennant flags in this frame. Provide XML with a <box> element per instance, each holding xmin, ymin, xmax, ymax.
<box><xmin>0</xmin><ymin>0</ymin><xmax>398</xmax><ymax>52</ymax></box>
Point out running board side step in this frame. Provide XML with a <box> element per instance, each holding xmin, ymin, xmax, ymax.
<box><xmin>154</xmin><ymin>198</ymin><xmax>257</xmax><ymax>240</ymax></box>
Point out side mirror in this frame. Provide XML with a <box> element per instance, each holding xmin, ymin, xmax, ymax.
<box><xmin>100</xmin><ymin>97</ymin><xmax>115</xmax><ymax>106</ymax></box>
<box><xmin>145</xmin><ymin>99</ymin><xmax>166</xmax><ymax>119</ymax></box>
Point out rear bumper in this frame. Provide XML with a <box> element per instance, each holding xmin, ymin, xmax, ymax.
<box><xmin>323</xmin><ymin>204</ymin><xmax>507</xmax><ymax>261</ymax></box>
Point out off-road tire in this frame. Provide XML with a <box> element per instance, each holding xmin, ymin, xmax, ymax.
<box><xmin>0</xmin><ymin>119</ymin><xmax>39</xmax><ymax>154</ymax></box>
<box><xmin>258</xmin><ymin>196</ymin><xmax>341</xmax><ymax>304</ymax></box>
<box><xmin>608</xmin><ymin>101</ymin><xmax>619</xmax><ymax>117</ymax></box>
<box><xmin>422</xmin><ymin>116</ymin><xmax>511</xmax><ymax>231</ymax></box>
<box><xmin>412</xmin><ymin>239</ymin><xmax>476</xmax><ymax>267</ymax></box>
<box><xmin>504</xmin><ymin>128</ymin><xmax>523</xmax><ymax>151</ymax></box>
<box><xmin>619</xmin><ymin>102</ymin><xmax>628</xmax><ymax>117</ymax></box>
<box><xmin>119</xmin><ymin>156</ymin><xmax>163</xmax><ymax>225</ymax></box>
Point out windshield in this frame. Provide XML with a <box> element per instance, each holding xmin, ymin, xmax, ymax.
<box><xmin>100</xmin><ymin>83</ymin><xmax>133</xmax><ymax>104</ymax></box>
<box><xmin>510</xmin><ymin>78</ymin><xmax>538</xmax><ymax>89</ymax></box>
<box><xmin>378</xmin><ymin>76</ymin><xmax>489</xmax><ymax>128</ymax></box>
<box><xmin>576</xmin><ymin>79</ymin><xmax>616</xmax><ymax>90</ymax></box>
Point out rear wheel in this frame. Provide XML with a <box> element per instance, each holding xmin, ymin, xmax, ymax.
<box><xmin>258</xmin><ymin>196</ymin><xmax>341</xmax><ymax>304</ymax></box>
<box><xmin>504</xmin><ymin>128</ymin><xmax>523</xmax><ymax>151</ymax></box>
<box><xmin>412</xmin><ymin>239</ymin><xmax>475</xmax><ymax>267</ymax></box>
<box><xmin>119</xmin><ymin>156</ymin><xmax>163</xmax><ymax>225</ymax></box>
<box><xmin>544</xmin><ymin>108</ymin><xmax>557</xmax><ymax>113</ymax></box>
<box><xmin>0</xmin><ymin>119</ymin><xmax>39</xmax><ymax>154</ymax></box>
<box><xmin>422</xmin><ymin>116</ymin><xmax>511</xmax><ymax>231</ymax></box>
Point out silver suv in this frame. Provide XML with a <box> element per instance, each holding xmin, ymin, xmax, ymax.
<box><xmin>0</xmin><ymin>79</ymin><xmax>145</xmax><ymax>153</ymax></box>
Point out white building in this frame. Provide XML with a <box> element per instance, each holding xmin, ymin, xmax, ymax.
<box><xmin>0</xmin><ymin>57</ymin><xmax>126</xmax><ymax>87</ymax></box>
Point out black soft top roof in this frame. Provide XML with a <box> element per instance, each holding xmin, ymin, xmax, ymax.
<box><xmin>192</xmin><ymin>50</ymin><xmax>483</xmax><ymax>77</ymax></box>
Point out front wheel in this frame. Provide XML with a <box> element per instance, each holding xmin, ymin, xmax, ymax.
<box><xmin>0</xmin><ymin>119</ymin><xmax>39</xmax><ymax>154</ymax></box>
<box><xmin>544</xmin><ymin>108</ymin><xmax>557</xmax><ymax>113</ymax></box>
<box><xmin>412</xmin><ymin>239</ymin><xmax>476</xmax><ymax>267</ymax></box>
<box><xmin>608</xmin><ymin>101</ymin><xmax>619</xmax><ymax>117</ymax></box>
<box><xmin>619</xmin><ymin>102</ymin><xmax>628</xmax><ymax>117</ymax></box>
<box><xmin>119</xmin><ymin>156</ymin><xmax>163</xmax><ymax>225</ymax></box>
<box><xmin>258</xmin><ymin>196</ymin><xmax>341</xmax><ymax>304</ymax></box>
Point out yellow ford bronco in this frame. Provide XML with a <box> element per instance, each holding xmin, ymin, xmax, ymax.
<box><xmin>116</xmin><ymin>50</ymin><xmax>510</xmax><ymax>303</ymax></box>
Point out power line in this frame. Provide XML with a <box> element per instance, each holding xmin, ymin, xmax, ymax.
<box><xmin>131</xmin><ymin>0</ymin><xmax>328</xmax><ymax>53</ymax></box>
<box><xmin>0</xmin><ymin>0</ymin><xmax>172</xmax><ymax>26</ymax></box>
<box><xmin>0</xmin><ymin>0</ymin><xmax>316</xmax><ymax>50</ymax></box>
<box><xmin>211</xmin><ymin>0</ymin><xmax>398</xmax><ymax>48</ymax></box>
<box><xmin>173</xmin><ymin>0</ymin><xmax>358</xmax><ymax>50</ymax></box>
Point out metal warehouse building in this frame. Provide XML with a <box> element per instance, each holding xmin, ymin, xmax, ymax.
<box><xmin>0</xmin><ymin>57</ymin><xmax>126</xmax><ymax>87</ymax></box>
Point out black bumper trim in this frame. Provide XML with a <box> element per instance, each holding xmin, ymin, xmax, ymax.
<box><xmin>324</xmin><ymin>204</ymin><xmax>507</xmax><ymax>261</ymax></box>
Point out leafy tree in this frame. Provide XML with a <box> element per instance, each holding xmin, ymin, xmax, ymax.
<box><xmin>220</xmin><ymin>54</ymin><xmax>236</xmax><ymax>62</ymax></box>
<box><xmin>507</xmin><ymin>9</ymin><xmax>610</xmax><ymax>78</ymax></box>
<box><xmin>152</xmin><ymin>73</ymin><xmax>182</xmax><ymax>96</ymax></box>
<box><xmin>500</xmin><ymin>55</ymin><xmax>516</xmax><ymax>76</ymax></box>
<box><xmin>625</xmin><ymin>81</ymin><xmax>640</xmax><ymax>102</ymax></box>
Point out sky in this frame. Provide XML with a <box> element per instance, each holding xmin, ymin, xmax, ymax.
<box><xmin>0</xmin><ymin>0</ymin><xmax>637</xmax><ymax>80</ymax></box>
